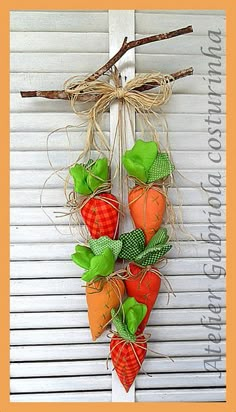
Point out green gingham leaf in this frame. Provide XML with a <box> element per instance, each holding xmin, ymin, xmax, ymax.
<box><xmin>89</xmin><ymin>236</ymin><xmax>122</xmax><ymax>260</ymax></box>
<box><xmin>147</xmin><ymin>152</ymin><xmax>174</xmax><ymax>183</ymax></box>
<box><xmin>146</xmin><ymin>228</ymin><xmax>169</xmax><ymax>250</ymax></box>
<box><xmin>135</xmin><ymin>244</ymin><xmax>172</xmax><ymax>266</ymax></box>
<box><xmin>118</xmin><ymin>229</ymin><xmax>145</xmax><ymax>261</ymax></box>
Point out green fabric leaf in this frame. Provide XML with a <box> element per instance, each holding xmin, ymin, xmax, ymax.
<box><xmin>69</xmin><ymin>164</ymin><xmax>91</xmax><ymax>195</ymax></box>
<box><xmin>81</xmin><ymin>247</ymin><xmax>115</xmax><ymax>282</ymax></box>
<box><xmin>111</xmin><ymin>308</ymin><xmax>136</xmax><ymax>342</ymax></box>
<box><xmin>122</xmin><ymin>140</ymin><xmax>158</xmax><ymax>183</ymax></box>
<box><xmin>71</xmin><ymin>245</ymin><xmax>95</xmax><ymax>269</ymax></box>
<box><xmin>123</xmin><ymin>297</ymin><xmax>147</xmax><ymax>334</ymax></box>
<box><xmin>89</xmin><ymin>236</ymin><xmax>122</xmax><ymax>260</ymax></box>
<box><xmin>119</xmin><ymin>229</ymin><xmax>145</xmax><ymax>261</ymax></box>
<box><xmin>135</xmin><ymin>244</ymin><xmax>172</xmax><ymax>266</ymax></box>
<box><xmin>147</xmin><ymin>152</ymin><xmax>174</xmax><ymax>183</ymax></box>
<box><xmin>87</xmin><ymin>158</ymin><xmax>109</xmax><ymax>192</ymax></box>
<box><xmin>70</xmin><ymin>158</ymin><xmax>108</xmax><ymax>195</ymax></box>
<box><xmin>146</xmin><ymin>228</ymin><xmax>169</xmax><ymax>250</ymax></box>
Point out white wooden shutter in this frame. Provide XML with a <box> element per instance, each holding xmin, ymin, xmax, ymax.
<box><xmin>10</xmin><ymin>10</ymin><xmax>226</xmax><ymax>402</ymax></box>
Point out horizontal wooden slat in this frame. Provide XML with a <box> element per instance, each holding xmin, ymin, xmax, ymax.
<box><xmin>11</xmin><ymin>53</ymin><xmax>110</xmax><ymax>74</ymax></box>
<box><xmin>10</xmin><ymin>131</ymin><xmax>111</xmax><ymax>151</ymax></box>
<box><xmin>10</xmin><ymin>340</ymin><xmax>226</xmax><ymax>361</ymax></box>
<box><xmin>10</xmin><ymin>113</ymin><xmax>226</xmax><ymax>132</ymax></box>
<box><xmin>10</xmin><ymin>388</ymin><xmax>225</xmax><ymax>402</ymax></box>
<box><xmin>10</xmin><ymin>308</ymin><xmax>226</xmax><ymax>329</ymax></box>
<box><xmin>10</xmin><ymin>277</ymin><xmax>226</xmax><ymax>297</ymax></box>
<box><xmin>10</xmin><ymin>11</ymin><xmax>109</xmax><ymax>32</ymax></box>
<box><xmin>136</xmin><ymin>54</ymin><xmax>225</xmax><ymax>75</ymax></box>
<box><xmin>10</xmin><ymin>241</ymin><xmax>226</xmax><ymax>261</ymax></box>
<box><xmin>135</xmin><ymin>34</ymin><xmax>225</xmax><ymax>55</ymax></box>
<box><xmin>11</xmin><ymin>74</ymin><xmax>226</xmax><ymax>95</ymax></box>
<box><xmin>11</xmin><ymin>53</ymin><xmax>225</xmax><ymax>75</ymax></box>
<box><xmin>10</xmin><ymin>258</ymin><xmax>226</xmax><ymax>278</ymax></box>
<box><xmin>10</xmin><ymin>150</ymin><xmax>225</xmax><ymax>170</ymax></box>
<box><xmin>10</xmin><ymin>132</ymin><xmax>226</xmax><ymax>152</ymax></box>
<box><xmin>136</xmin><ymin>371</ymin><xmax>226</xmax><ymax>389</ymax></box>
<box><xmin>136</xmin><ymin>10</ymin><xmax>225</xmax><ymax>15</ymax></box>
<box><xmin>10</xmin><ymin>93</ymin><xmax>226</xmax><ymax>114</ymax></box>
<box><xmin>10</xmin><ymin>205</ymin><xmax>226</xmax><ymax>226</ymax></box>
<box><xmin>11</xmin><ymin>392</ymin><xmax>111</xmax><ymax>402</ymax></box>
<box><xmin>9</xmin><ymin>224</ymin><xmax>226</xmax><ymax>243</ymax></box>
<box><xmin>136</xmin><ymin>388</ymin><xmax>225</xmax><ymax>402</ymax></box>
<box><xmin>10</xmin><ymin>372</ymin><xmax>226</xmax><ymax>394</ymax></box>
<box><xmin>11</xmin><ymin>375</ymin><xmax>111</xmax><ymax>393</ymax></box>
<box><xmin>10</xmin><ymin>187</ymin><xmax>226</xmax><ymax>207</ymax></box>
<box><xmin>135</xmin><ymin>13</ymin><xmax>226</xmax><ymax>36</ymax></box>
<box><xmin>10</xmin><ymin>355</ymin><xmax>225</xmax><ymax>377</ymax></box>
<box><xmin>10</xmin><ymin>113</ymin><xmax>109</xmax><ymax>132</ymax></box>
<box><xmin>10</xmin><ymin>292</ymin><xmax>226</xmax><ymax>313</ymax></box>
<box><xmin>10</xmin><ymin>32</ymin><xmax>108</xmax><ymax>52</ymax></box>
<box><xmin>10</xmin><ymin>169</ymin><xmax>226</xmax><ymax>190</ymax></box>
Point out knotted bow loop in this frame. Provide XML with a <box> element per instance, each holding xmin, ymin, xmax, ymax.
<box><xmin>64</xmin><ymin>71</ymin><xmax>174</xmax><ymax>117</ymax></box>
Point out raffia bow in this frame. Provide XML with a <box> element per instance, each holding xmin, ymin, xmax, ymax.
<box><xmin>64</xmin><ymin>68</ymin><xmax>174</xmax><ymax>158</ymax></box>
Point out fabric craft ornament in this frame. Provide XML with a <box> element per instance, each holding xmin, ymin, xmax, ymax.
<box><xmin>123</xmin><ymin>140</ymin><xmax>174</xmax><ymax>243</ymax></box>
<box><xmin>21</xmin><ymin>24</ymin><xmax>195</xmax><ymax>393</ymax></box>
<box><xmin>71</xmin><ymin>242</ymin><xmax>125</xmax><ymax>340</ymax></box>
<box><xmin>110</xmin><ymin>298</ymin><xmax>147</xmax><ymax>392</ymax></box>
<box><xmin>119</xmin><ymin>228</ymin><xmax>172</xmax><ymax>332</ymax></box>
<box><xmin>70</xmin><ymin>158</ymin><xmax>120</xmax><ymax>239</ymax></box>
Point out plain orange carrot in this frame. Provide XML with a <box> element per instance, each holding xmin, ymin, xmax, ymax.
<box><xmin>86</xmin><ymin>278</ymin><xmax>125</xmax><ymax>341</ymax></box>
<box><xmin>128</xmin><ymin>186</ymin><xmax>166</xmax><ymax>244</ymax></box>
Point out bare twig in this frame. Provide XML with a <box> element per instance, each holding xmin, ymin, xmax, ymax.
<box><xmin>20</xmin><ymin>25</ymin><xmax>193</xmax><ymax>100</ymax></box>
<box><xmin>20</xmin><ymin>67</ymin><xmax>193</xmax><ymax>100</ymax></box>
<box><xmin>83</xmin><ymin>25</ymin><xmax>193</xmax><ymax>82</ymax></box>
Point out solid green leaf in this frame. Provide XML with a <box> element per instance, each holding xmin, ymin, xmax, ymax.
<box><xmin>87</xmin><ymin>158</ymin><xmax>109</xmax><ymax>192</ymax></box>
<box><xmin>81</xmin><ymin>247</ymin><xmax>115</xmax><ymax>282</ymax></box>
<box><xmin>71</xmin><ymin>245</ymin><xmax>95</xmax><ymax>269</ymax></box>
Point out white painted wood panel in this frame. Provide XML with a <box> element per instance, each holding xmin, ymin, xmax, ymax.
<box><xmin>10</xmin><ymin>9</ymin><xmax>226</xmax><ymax>403</ymax></box>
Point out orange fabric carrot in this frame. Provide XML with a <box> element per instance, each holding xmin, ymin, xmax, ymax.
<box><xmin>86</xmin><ymin>278</ymin><xmax>125</xmax><ymax>341</ymax></box>
<box><xmin>128</xmin><ymin>186</ymin><xmax>166</xmax><ymax>244</ymax></box>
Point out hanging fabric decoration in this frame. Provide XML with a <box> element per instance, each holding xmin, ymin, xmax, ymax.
<box><xmin>20</xmin><ymin>25</ymin><xmax>194</xmax><ymax>392</ymax></box>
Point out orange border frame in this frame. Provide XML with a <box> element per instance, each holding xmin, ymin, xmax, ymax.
<box><xmin>0</xmin><ymin>1</ymin><xmax>234</xmax><ymax>411</ymax></box>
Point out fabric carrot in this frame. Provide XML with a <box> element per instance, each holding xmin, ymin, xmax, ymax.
<box><xmin>87</xmin><ymin>278</ymin><xmax>125</xmax><ymax>341</ymax></box>
<box><xmin>122</xmin><ymin>139</ymin><xmax>174</xmax><ymax>243</ymax></box>
<box><xmin>118</xmin><ymin>228</ymin><xmax>172</xmax><ymax>332</ymax></box>
<box><xmin>71</xmin><ymin>239</ymin><xmax>125</xmax><ymax>340</ymax></box>
<box><xmin>129</xmin><ymin>186</ymin><xmax>166</xmax><ymax>244</ymax></box>
<box><xmin>70</xmin><ymin>158</ymin><xmax>120</xmax><ymax>239</ymax></box>
<box><xmin>110</xmin><ymin>298</ymin><xmax>147</xmax><ymax>392</ymax></box>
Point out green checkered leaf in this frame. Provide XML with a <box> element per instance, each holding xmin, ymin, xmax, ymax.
<box><xmin>119</xmin><ymin>229</ymin><xmax>145</xmax><ymax>261</ymax></box>
<box><xmin>146</xmin><ymin>228</ymin><xmax>169</xmax><ymax>250</ymax></box>
<box><xmin>147</xmin><ymin>152</ymin><xmax>174</xmax><ymax>183</ymax></box>
<box><xmin>89</xmin><ymin>236</ymin><xmax>122</xmax><ymax>260</ymax></box>
<box><xmin>135</xmin><ymin>244</ymin><xmax>172</xmax><ymax>266</ymax></box>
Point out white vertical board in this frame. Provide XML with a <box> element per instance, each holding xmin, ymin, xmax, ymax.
<box><xmin>109</xmin><ymin>10</ymin><xmax>135</xmax><ymax>402</ymax></box>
